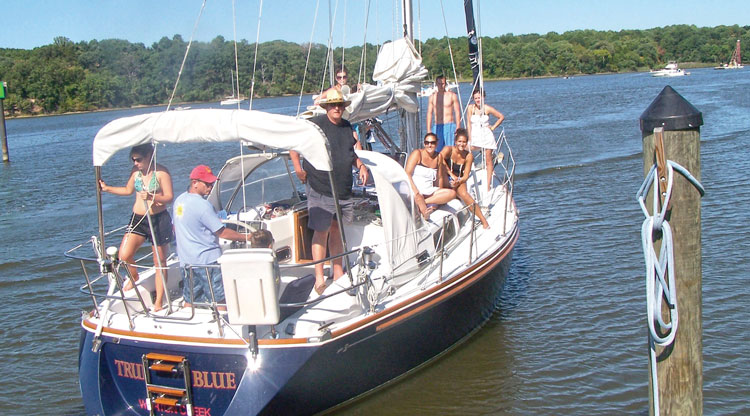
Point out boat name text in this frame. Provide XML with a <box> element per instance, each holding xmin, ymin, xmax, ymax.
<box><xmin>114</xmin><ymin>359</ymin><xmax>238</xmax><ymax>389</ymax></box>
<box><xmin>139</xmin><ymin>399</ymin><xmax>212</xmax><ymax>415</ymax></box>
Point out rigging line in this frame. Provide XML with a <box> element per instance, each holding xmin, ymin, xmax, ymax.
<box><xmin>341</xmin><ymin>0</ymin><xmax>347</xmax><ymax>70</ymax></box>
<box><xmin>231</xmin><ymin>0</ymin><xmax>241</xmax><ymax>109</ymax></box>
<box><xmin>249</xmin><ymin>0</ymin><xmax>264</xmax><ymax>110</ymax></box>
<box><xmin>417</xmin><ymin>0</ymin><xmax>422</xmax><ymax>55</ymax></box>
<box><xmin>375</xmin><ymin>0</ymin><xmax>380</xmax><ymax>54</ymax></box>
<box><xmin>319</xmin><ymin>0</ymin><xmax>341</xmax><ymax>95</ymax></box>
<box><xmin>166</xmin><ymin>0</ymin><xmax>207</xmax><ymax>111</ymax></box>
<box><xmin>438</xmin><ymin>0</ymin><xmax>464</xmax><ymax>115</ymax></box>
<box><xmin>230</xmin><ymin>0</ymin><xmax>249</xmax><ymax>211</ymax></box>
<box><xmin>392</xmin><ymin>0</ymin><xmax>397</xmax><ymax>45</ymax></box>
<box><xmin>358</xmin><ymin>0</ymin><xmax>372</xmax><ymax>86</ymax></box>
<box><xmin>476</xmin><ymin>0</ymin><xmax>484</xmax><ymax>94</ymax></box>
<box><xmin>296</xmin><ymin>0</ymin><xmax>322</xmax><ymax>117</ymax></box>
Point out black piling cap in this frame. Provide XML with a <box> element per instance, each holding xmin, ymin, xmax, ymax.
<box><xmin>640</xmin><ymin>85</ymin><xmax>703</xmax><ymax>133</ymax></box>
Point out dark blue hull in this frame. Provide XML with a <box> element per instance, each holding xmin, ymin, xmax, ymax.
<box><xmin>79</xmin><ymin>230</ymin><xmax>515</xmax><ymax>415</ymax></box>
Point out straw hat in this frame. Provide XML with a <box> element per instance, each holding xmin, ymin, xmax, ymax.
<box><xmin>318</xmin><ymin>88</ymin><xmax>351</xmax><ymax>107</ymax></box>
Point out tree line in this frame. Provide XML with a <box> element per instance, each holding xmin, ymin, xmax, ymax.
<box><xmin>0</xmin><ymin>24</ymin><xmax>747</xmax><ymax>116</ymax></box>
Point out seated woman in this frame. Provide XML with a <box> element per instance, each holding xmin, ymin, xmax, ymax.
<box><xmin>440</xmin><ymin>128</ymin><xmax>489</xmax><ymax>229</ymax></box>
<box><xmin>405</xmin><ymin>133</ymin><xmax>456</xmax><ymax>220</ymax></box>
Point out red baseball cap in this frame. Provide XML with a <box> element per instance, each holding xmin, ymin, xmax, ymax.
<box><xmin>190</xmin><ymin>165</ymin><xmax>218</xmax><ymax>183</ymax></box>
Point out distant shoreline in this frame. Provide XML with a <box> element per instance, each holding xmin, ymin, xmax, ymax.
<box><xmin>4</xmin><ymin>63</ymin><xmax>717</xmax><ymax>120</ymax></box>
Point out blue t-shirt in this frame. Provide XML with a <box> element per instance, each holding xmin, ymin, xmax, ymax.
<box><xmin>173</xmin><ymin>192</ymin><xmax>224</xmax><ymax>266</ymax></box>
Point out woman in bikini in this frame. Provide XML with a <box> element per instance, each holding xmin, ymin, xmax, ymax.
<box><xmin>99</xmin><ymin>143</ymin><xmax>174</xmax><ymax>311</ymax></box>
<box><xmin>466</xmin><ymin>89</ymin><xmax>505</xmax><ymax>191</ymax></box>
<box><xmin>440</xmin><ymin>128</ymin><xmax>489</xmax><ymax>228</ymax></box>
<box><xmin>405</xmin><ymin>133</ymin><xmax>456</xmax><ymax>220</ymax></box>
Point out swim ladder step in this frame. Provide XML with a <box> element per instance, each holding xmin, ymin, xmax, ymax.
<box><xmin>142</xmin><ymin>353</ymin><xmax>194</xmax><ymax>415</ymax></box>
<box><xmin>144</xmin><ymin>352</ymin><xmax>185</xmax><ymax>363</ymax></box>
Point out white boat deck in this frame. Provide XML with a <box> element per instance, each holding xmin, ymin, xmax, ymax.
<box><xmin>83</xmin><ymin>183</ymin><xmax>517</xmax><ymax>347</ymax></box>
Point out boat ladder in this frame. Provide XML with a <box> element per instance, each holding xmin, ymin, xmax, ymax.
<box><xmin>142</xmin><ymin>352</ymin><xmax>194</xmax><ymax>416</ymax></box>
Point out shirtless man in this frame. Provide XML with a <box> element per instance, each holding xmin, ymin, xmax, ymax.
<box><xmin>426</xmin><ymin>75</ymin><xmax>461</xmax><ymax>152</ymax></box>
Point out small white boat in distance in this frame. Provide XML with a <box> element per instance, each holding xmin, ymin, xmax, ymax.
<box><xmin>418</xmin><ymin>81</ymin><xmax>458</xmax><ymax>97</ymax></box>
<box><xmin>220</xmin><ymin>97</ymin><xmax>243</xmax><ymax>106</ymax></box>
<box><xmin>650</xmin><ymin>61</ymin><xmax>688</xmax><ymax>77</ymax></box>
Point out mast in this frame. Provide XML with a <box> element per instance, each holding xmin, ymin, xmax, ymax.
<box><xmin>463</xmin><ymin>0</ymin><xmax>480</xmax><ymax>89</ymax></box>
<box><xmin>401</xmin><ymin>0</ymin><xmax>420</xmax><ymax>152</ymax></box>
<box><xmin>328</xmin><ymin>0</ymin><xmax>335</xmax><ymax>87</ymax></box>
<box><xmin>402</xmin><ymin>0</ymin><xmax>413</xmax><ymax>39</ymax></box>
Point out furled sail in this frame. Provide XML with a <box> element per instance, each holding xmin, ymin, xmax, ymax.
<box><xmin>344</xmin><ymin>37</ymin><xmax>428</xmax><ymax>124</ymax></box>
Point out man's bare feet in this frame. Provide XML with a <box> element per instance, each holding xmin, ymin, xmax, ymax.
<box><xmin>314</xmin><ymin>279</ymin><xmax>328</xmax><ymax>295</ymax></box>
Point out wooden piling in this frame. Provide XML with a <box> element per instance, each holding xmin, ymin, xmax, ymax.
<box><xmin>1</xmin><ymin>97</ymin><xmax>8</xmax><ymax>163</ymax></box>
<box><xmin>640</xmin><ymin>85</ymin><xmax>703</xmax><ymax>415</ymax></box>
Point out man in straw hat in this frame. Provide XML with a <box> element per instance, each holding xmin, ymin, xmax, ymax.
<box><xmin>291</xmin><ymin>88</ymin><xmax>368</xmax><ymax>295</ymax></box>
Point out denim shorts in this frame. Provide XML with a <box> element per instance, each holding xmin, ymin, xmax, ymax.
<box><xmin>182</xmin><ymin>265</ymin><xmax>225</xmax><ymax>304</ymax></box>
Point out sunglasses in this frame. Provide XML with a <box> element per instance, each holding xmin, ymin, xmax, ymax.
<box><xmin>336</xmin><ymin>75</ymin><xmax>348</xmax><ymax>80</ymax></box>
<box><xmin>132</xmin><ymin>157</ymin><xmax>143</xmax><ymax>163</ymax></box>
<box><xmin>327</xmin><ymin>102</ymin><xmax>346</xmax><ymax>108</ymax></box>
<box><xmin>424</xmin><ymin>140</ymin><xmax>437</xmax><ymax>145</ymax></box>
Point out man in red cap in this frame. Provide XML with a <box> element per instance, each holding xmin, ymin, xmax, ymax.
<box><xmin>173</xmin><ymin>165</ymin><xmax>248</xmax><ymax>308</ymax></box>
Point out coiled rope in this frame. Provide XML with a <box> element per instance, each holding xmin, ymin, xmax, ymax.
<box><xmin>636</xmin><ymin>158</ymin><xmax>704</xmax><ymax>416</ymax></box>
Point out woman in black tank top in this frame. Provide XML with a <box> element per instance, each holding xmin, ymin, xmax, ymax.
<box><xmin>439</xmin><ymin>128</ymin><xmax>489</xmax><ymax>228</ymax></box>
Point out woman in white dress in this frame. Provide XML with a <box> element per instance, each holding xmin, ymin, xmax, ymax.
<box><xmin>466</xmin><ymin>89</ymin><xmax>505</xmax><ymax>191</ymax></box>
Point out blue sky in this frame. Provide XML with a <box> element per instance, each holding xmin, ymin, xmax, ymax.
<box><xmin>2</xmin><ymin>0</ymin><xmax>748</xmax><ymax>50</ymax></box>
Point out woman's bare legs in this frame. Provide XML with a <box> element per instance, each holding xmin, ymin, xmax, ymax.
<box><xmin>456</xmin><ymin>184</ymin><xmax>489</xmax><ymax>228</ymax></box>
<box><xmin>425</xmin><ymin>188</ymin><xmax>456</xmax><ymax>206</ymax></box>
<box><xmin>151</xmin><ymin>243</ymin><xmax>170</xmax><ymax>311</ymax></box>
<box><xmin>484</xmin><ymin>148</ymin><xmax>494</xmax><ymax>191</ymax></box>
<box><xmin>119</xmin><ymin>233</ymin><xmax>146</xmax><ymax>291</ymax></box>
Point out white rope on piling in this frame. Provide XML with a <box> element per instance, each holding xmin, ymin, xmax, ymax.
<box><xmin>637</xmin><ymin>160</ymin><xmax>704</xmax><ymax>416</ymax></box>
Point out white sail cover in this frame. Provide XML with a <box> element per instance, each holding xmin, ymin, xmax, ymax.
<box><xmin>345</xmin><ymin>37</ymin><xmax>428</xmax><ymax>124</ymax></box>
<box><xmin>92</xmin><ymin>109</ymin><xmax>332</xmax><ymax>170</ymax></box>
<box><xmin>356</xmin><ymin>150</ymin><xmax>419</xmax><ymax>274</ymax></box>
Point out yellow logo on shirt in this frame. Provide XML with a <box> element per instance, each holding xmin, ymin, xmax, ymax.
<box><xmin>175</xmin><ymin>203</ymin><xmax>184</xmax><ymax>218</ymax></box>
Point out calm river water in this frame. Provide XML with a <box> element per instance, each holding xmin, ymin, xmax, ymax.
<box><xmin>1</xmin><ymin>68</ymin><xmax>748</xmax><ymax>415</ymax></box>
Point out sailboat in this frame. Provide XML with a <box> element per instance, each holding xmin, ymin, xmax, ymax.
<box><xmin>714</xmin><ymin>39</ymin><xmax>744</xmax><ymax>70</ymax></box>
<box><xmin>68</xmin><ymin>1</ymin><xmax>518</xmax><ymax>415</ymax></box>
<box><xmin>220</xmin><ymin>70</ymin><xmax>244</xmax><ymax>105</ymax></box>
